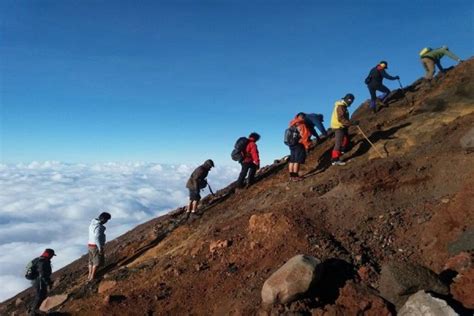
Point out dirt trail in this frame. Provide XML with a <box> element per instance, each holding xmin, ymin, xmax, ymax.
<box><xmin>2</xmin><ymin>59</ymin><xmax>474</xmax><ymax>316</ymax></box>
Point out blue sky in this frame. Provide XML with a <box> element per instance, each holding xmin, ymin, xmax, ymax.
<box><xmin>1</xmin><ymin>0</ymin><xmax>473</xmax><ymax>165</ymax></box>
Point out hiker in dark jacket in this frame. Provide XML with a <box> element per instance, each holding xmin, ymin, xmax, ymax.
<box><xmin>29</xmin><ymin>248</ymin><xmax>55</xmax><ymax>315</ymax></box>
<box><xmin>365</xmin><ymin>61</ymin><xmax>399</xmax><ymax>113</ymax></box>
<box><xmin>304</xmin><ymin>113</ymin><xmax>328</xmax><ymax>141</ymax></box>
<box><xmin>88</xmin><ymin>212</ymin><xmax>111</xmax><ymax>281</ymax></box>
<box><xmin>186</xmin><ymin>159</ymin><xmax>214</xmax><ymax>213</ymax></box>
<box><xmin>419</xmin><ymin>46</ymin><xmax>462</xmax><ymax>80</ymax></box>
<box><xmin>236</xmin><ymin>133</ymin><xmax>260</xmax><ymax>188</ymax></box>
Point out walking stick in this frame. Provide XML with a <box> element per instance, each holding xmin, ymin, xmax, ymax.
<box><xmin>356</xmin><ymin>125</ymin><xmax>385</xmax><ymax>159</ymax></box>
<box><xmin>397</xmin><ymin>79</ymin><xmax>411</xmax><ymax>105</ymax></box>
<box><xmin>208</xmin><ymin>183</ymin><xmax>216</xmax><ymax>196</ymax></box>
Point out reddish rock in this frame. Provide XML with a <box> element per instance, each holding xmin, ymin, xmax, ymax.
<box><xmin>248</xmin><ymin>213</ymin><xmax>291</xmax><ymax>238</ymax></box>
<box><xmin>451</xmin><ymin>268</ymin><xmax>474</xmax><ymax>309</ymax></box>
<box><xmin>444</xmin><ymin>252</ymin><xmax>472</xmax><ymax>273</ymax></box>
<box><xmin>209</xmin><ymin>239</ymin><xmax>231</xmax><ymax>253</ymax></box>
<box><xmin>39</xmin><ymin>294</ymin><xmax>68</xmax><ymax>312</ymax></box>
<box><xmin>98</xmin><ymin>280</ymin><xmax>117</xmax><ymax>294</ymax></box>
<box><xmin>334</xmin><ymin>281</ymin><xmax>392</xmax><ymax>316</ymax></box>
<box><xmin>358</xmin><ymin>266</ymin><xmax>370</xmax><ymax>282</ymax></box>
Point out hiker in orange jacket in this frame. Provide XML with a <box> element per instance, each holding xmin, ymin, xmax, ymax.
<box><xmin>236</xmin><ymin>132</ymin><xmax>260</xmax><ymax>188</ymax></box>
<box><xmin>288</xmin><ymin>113</ymin><xmax>311</xmax><ymax>181</ymax></box>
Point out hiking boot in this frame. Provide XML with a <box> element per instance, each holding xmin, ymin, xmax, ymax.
<box><xmin>290</xmin><ymin>175</ymin><xmax>304</xmax><ymax>182</ymax></box>
<box><xmin>331</xmin><ymin>160</ymin><xmax>346</xmax><ymax>166</ymax></box>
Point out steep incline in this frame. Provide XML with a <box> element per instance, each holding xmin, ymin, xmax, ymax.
<box><xmin>2</xmin><ymin>58</ymin><xmax>474</xmax><ymax>315</ymax></box>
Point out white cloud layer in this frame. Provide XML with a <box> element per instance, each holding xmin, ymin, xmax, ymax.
<box><xmin>0</xmin><ymin>161</ymin><xmax>239</xmax><ymax>302</ymax></box>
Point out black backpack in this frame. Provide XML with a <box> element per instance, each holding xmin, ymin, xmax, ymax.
<box><xmin>284</xmin><ymin>125</ymin><xmax>300</xmax><ymax>146</ymax></box>
<box><xmin>25</xmin><ymin>258</ymin><xmax>40</xmax><ymax>280</ymax></box>
<box><xmin>231</xmin><ymin>137</ymin><xmax>249</xmax><ymax>162</ymax></box>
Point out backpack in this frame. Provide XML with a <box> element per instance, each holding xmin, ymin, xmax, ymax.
<box><xmin>231</xmin><ymin>137</ymin><xmax>249</xmax><ymax>162</ymax></box>
<box><xmin>419</xmin><ymin>47</ymin><xmax>432</xmax><ymax>57</ymax></box>
<box><xmin>284</xmin><ymin>125</ymin><xmax>300</xmax><ymax>146</ymax></box>
<box><xmin>364</xmin><ymin>74</ymin><xmax>372</xmax><ymax>84</ymax></box>
<box><xmin>25</xmin><ymin>258</ymin><xmax>40</xmax><ymax>280</ymax></box>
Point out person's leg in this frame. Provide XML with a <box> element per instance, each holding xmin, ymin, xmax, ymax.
<box><xmin>341</xmin><ymin>128</ymin><xmax>349</xmax><ymax>153</ymax></box>
<box><xmin>191</xmin><ymin>200</ymin><xmax>199</xmax><ymax>213</ymax></box>
<box><xmin>91</xmin><ymin>265</ymin><xmax>98</xmax><ymax>280</ymax></box>
<box><xmin>247</xmin><ymin>163</ymin><xmax>257</xmax><ymax>186</ymax></box>
<box><xmin>368</xmin><ymin>86</ymin><xmax>377</xmax><ymax>112</ymax></box>
<box><xmin>289</xmin><ymin>147</ymin><xmax>297</xmax><ymax>178</ymax></box>
<box><xmin>377</xmin><ymin>84</ymin><xmax>390</xmax><ymax>103</ymax></box>
<box><xmin>332</xmin><ymin>129</ymin><xmax>343</xmax><ymax>162</ymax></box>
<box><xmin>237</xmin><ymin>163</ymin><xmax>250</xmax><ymax>188</ymax></box>
<box><xmin>31</xmin><ymin>282</ymin><xmax>47</xmax><ymax>314</ymax></box>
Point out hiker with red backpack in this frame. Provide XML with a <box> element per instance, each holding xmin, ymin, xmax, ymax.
<box><xmin>419</xmin><ymin>46</ymin><xmax>462</xmax><ymax>81</ymax></box>
<box><xmin>88</xmin><ymin>212</ymin><xmax>111</xmax><ymax>281</ymax></box>
<box><xmin>25</xmin><ymin>248</ymin><xmax>56</xmax><ymax>315</ymax></box>
<box><xmin>186</xmin><ymin>159</ymin><xmax>214</xmax><ymax>214</ymax></box>
<box><xmin>365</xmin><ymin>61</ymin><xmax>400</xmax><ymax>113</ymax></box>
<box><xmin>285</xmin><ymin>113</ymin><xmax>311</xmax><ymax>181</ymax></box>
<box><xmin>330</xmin><ymin>93</ymin><xmax>358</xmax><ymax>166</ymax></box>
<box><xmin>234</xmin><ymin>132</ymin><xmax>260</xmax><ymax>188</ymax></box>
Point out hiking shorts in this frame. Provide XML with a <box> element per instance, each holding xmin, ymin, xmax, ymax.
<box><xmin>189</xmin><ymin>189</ymin><xmax>201</xmax><ymax>201</ymax></box>
<box><xmin>289</xmin><ymin>143</ymin><xmax>306</xmax><ymax>164</ymax></box>
<box><xmin>88</xmin><ymin>246</ymin><xmax>104</xmax><ymax>267</ymax></box>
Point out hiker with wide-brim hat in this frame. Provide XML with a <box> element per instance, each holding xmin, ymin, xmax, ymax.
<box><xmin>186</xmin><ymin>159</ymin><xmax>214</xmax><ymax>213</ymax></box>
<box><xmin>27</xmin><ymin>248</ymin><xmax>56</xmax><ymax>315</ymax></box>
<box><xmin>365</xmin><ymin>61</ymin><xmax>400</xmax><ymax>113</ymax></box>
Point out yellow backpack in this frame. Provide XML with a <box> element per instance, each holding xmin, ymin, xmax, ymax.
<box><xmin>419</xmin><ymin>47</ymin><xmax>431</xmax><ymax>57</ymax></box>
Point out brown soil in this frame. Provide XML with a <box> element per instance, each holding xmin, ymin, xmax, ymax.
<box><xmin>2</xmin><ymin>59</ymin><xmax>474</xmax><ymax>316</ymax></box>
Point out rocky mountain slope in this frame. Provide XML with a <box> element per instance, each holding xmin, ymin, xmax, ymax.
<box><xmin>2</xmin><ymin>58</ymin><xmax>474</xmax><ymax>316</ymax></box>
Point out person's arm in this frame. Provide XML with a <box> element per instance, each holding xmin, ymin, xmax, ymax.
<box><xmin>381</xmin><ymin>69</ymin><xmax>398</xmax><ymax>81</ymax></box>
<box><xmin>249</xmin><ymin>143</ymin><xmax>260</xmax><ymax>167</ymax></box>
<box><xmin>94</xmin><ymin>225</ymin><xmax>104</xmax><ymax>252</ymax></box>
<box><xmin>444</xmin><ymin>49</ymin><xmax>461</xmax><ymax>62</ymax></box>
<box><xmin>190</xmin><ymin>167</ymin><xmax>204</xmax><ymax>190</ymax></box>
<box><xmin>337</xmin><ymin>104</ymin><xmax>351</xmax><ymax>127</ymax></box>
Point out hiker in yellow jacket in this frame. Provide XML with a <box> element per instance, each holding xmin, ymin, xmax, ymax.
<box><xmin>330</xmin><ymin>93</ymin><xmax>358</xmax><ymax>166</ymax></box>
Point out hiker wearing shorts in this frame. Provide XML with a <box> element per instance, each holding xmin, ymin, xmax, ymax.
<box><xmin>288</xmin><ymin>113</ymin><xmax>311</xmax><ymax>181</ymax></box>
<box><xmin>365</xmin><ymin>61</ymin><xmax>399</xmax><ymax>113</ymax></box>
<box><xmin>186</xmin><ymin>159</ymin><xmax>214</xmax><ymax>213</ymax></box>
<box><xmin>331</xmin><ymin>93</ymin><xmax>357</xmax><ymax>166</ymax></box>
<box><xmin>88</xmin><ymin>212</ymin><xmax>111</xmax><ymax>281</ymax></box>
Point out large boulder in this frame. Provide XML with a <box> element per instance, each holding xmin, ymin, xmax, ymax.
<box><xmin>379</xmin><ymin>262</ymin><xmax>449</xmax><ymax>309</ymax></box>
<box><xmin>39</xmin><ymin>294</ymin><xmax>68</xmax><ymax>312</ymax></box>
<box><xmin>261</xmin><ymin>254</ymin><xmax>320</xmax><ymax>305</ymax></box>
<box><xmin>398</xmin><ymin>291</ymin><xmax>458</xmax><ymax>316</ymax></box>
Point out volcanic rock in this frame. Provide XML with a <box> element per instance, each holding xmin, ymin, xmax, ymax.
<box><xmin>39</xmin><ymin>294</ymin><xmax>68</xmax><ymax>312</ymax></box>
<box><xmin>398</xmin><ymin>291</ymin><xmax>457</xmax><ymax>316</ymax></box>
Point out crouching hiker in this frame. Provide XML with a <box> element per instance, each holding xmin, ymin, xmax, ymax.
<box><xmin>304</xmin><ymin>113</ymin><xmax>328</xmax><ymax>141</ymax></box>
<box><xmin>285</xmin><ymin>113</ymin><xmax>311</xmax><ymax>181</ymax></box>
<box><xmin>186</xmin><ymin>159</ymin><xmax>214</xmax><ymax>213</ymax></box>
<box><xmin>234</xmin><ymin>132</ymin><xmax>260</xmax><ymax>188</ymax></box>
<box><xmin>88</xmin><ymin>212</ymin><xmax>111</xmax><ymax>281</ymax></box>
<box><xmin>419</xmin><ymin>46</ymin><xmax>462</xmax><ymax>81</ymax></box>
<box><xmin>26</xmin><ymin>248</ymin><xmax>55</xmax><ymax>315</ymax></box>
<box><xmin>331</xmin><ymin>93</ymin><xmax>358</xmax><ymax>166</ymax></box>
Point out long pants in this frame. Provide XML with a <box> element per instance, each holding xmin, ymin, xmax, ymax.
<box><xmin>368</xmin><ymin>84</ymin><xmax>390</xmax><ymax>109</ymax></box>
<box><xmin>237</xmin><ymin>162</ymin><xmax>257</xmax><ymax>187</ymax></box>
<box><xmin>421</xmin><ymin>58</ymin><xmax>436</xmax><ymax>80</ymax></box>
<box><xmin>331</xmin><ymin>128</ymin><xmax>349</xmax><ymax>161</ymax></box>
<box><xmin>30</xmin><ymin>281</ymin><xmax>48</xmax><ymax>314</ymax></box>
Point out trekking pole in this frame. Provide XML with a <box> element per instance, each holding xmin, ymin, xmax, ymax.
<box><xmin>356</xmin><ymin>125</ymin><xmax>385</xmax><ymax>159</ymax></box>
<box><xmin>397</xmin><ymin>79</ymin><xmax>411</xmax><ymax>105</ymax></box>
<box><xmin>208</xmin><ymin>184</ymin><xmax>216</xmax><ymax>196</ymax></box>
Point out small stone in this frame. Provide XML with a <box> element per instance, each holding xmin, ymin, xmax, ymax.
<box><xmin>39</xmin><ymin>294</ymin><xmax>68</xmax><ymax>312</ymax></box>
<box><xmin>209</xmin><ymin>239</ymin><xmax>232</xmax><ymax>253</ymax></box>
<box><xmin>15</xmin><ymin>298</ymin><xmax>23</xmax><ymax>307</ymax></box>
<box><xmin>98</xmin><ymin>280</ymin><xmax>117</xmax><ymax>294</ymax></box>
<box><xmin>441</xmin><ymin>198</ymin><xmax>450</xmax><ymax>204</ymax></box>
<box><xmin>398</xmin><ymin>291</ymin><xmax>458</xmax><ymax>316</ymax></box>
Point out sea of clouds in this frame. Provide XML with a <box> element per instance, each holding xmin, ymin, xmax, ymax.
<box><xmin>0</xmin><ymin>161</ymin><xmax>239</xmax><ymax>302</ymax></box>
